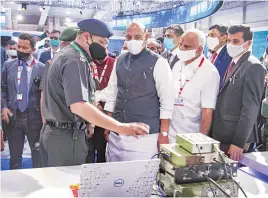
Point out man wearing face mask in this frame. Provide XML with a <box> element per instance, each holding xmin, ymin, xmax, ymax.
<box><xmin>207</xmin><ymin>24</ymin><xmax>232</xmax><ymax>85</ymax></box>
<box><xmin>86</xmin><ymin>48</ymin><xmax>115</xmax><ymax>163</ymax></box>
<box><xmin>1</xmin><ymin>33</ymin><xmax>45</xmax><ymax>169</ymax></box>
<box><xmin>169</xmin><ymin>29</ymin><xmax>220</xmax><ymax>143</ymax></box>
<box><xmin>5</xmin><ymin>40</ymin><xmax>18</xmax><ymax>60</ymax></box>
<box><xmin>40</xmin><ymin>19</ymin><xmax>149</xmax><ymax>167</ymax></box>
<box><xmin>39</xmin><ymin>30</ymin><xmax>61</xmax><ymax>64</ymax></box>
<box><xmin>147</xmin><ymin>38</ymin><xmax>160</xmax><ymax>54</ymax></box>
<box><xmin>164</xmin><ymin>24</ymin><xmax>184</xmax><ymax>69</ymax></box>
<box><xmin>104</xmin><ymin>21</ymin><xmax>173</xmax><ymax>162</ymax></box>
<box><xmin>212</xmin><ymin>25</ymin><xmax>266</xmax><ymax>161</ymax></box>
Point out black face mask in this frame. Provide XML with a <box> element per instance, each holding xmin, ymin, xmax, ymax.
<box><xmin>17</xmin><ymin>50</ymin><xmax>30</xmax><ymax>61</ymax></box>
<box><xmin>88</xmin><ymin>42</ymin><xmax>107</xmax><ymax>61</ymax></box>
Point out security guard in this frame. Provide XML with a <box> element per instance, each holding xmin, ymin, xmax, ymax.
<box><xmin>40</xmin><ymin>18</ymin><xmax>149</xmax><ymax>167</ymax></box>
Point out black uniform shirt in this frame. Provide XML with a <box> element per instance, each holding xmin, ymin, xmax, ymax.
<box><xmin>42</xmin><ymin>43</ymin><xmax>94</xmax><ymax>122</ymax></box>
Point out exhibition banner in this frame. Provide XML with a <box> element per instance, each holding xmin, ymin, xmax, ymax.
<box><xmin>252</xmin><ymin>31</ymin><xmax>268</xmax><ymax>59</ymax></box>
<box><xmin>112</xmin><ymin>0</ymin><xmax>223</xmax><ymax>30</ymax></box>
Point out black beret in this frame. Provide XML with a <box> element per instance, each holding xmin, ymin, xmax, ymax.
<box><xmin>77</xmin><ymin>18</ymin><xmax>113</xmax><ymax>38</ymax></box>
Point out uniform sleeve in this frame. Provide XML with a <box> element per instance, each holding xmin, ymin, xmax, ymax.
<box><xmin>62</xmin><ymin>59</ymin><xmax>89</xmax><ymax>107</ymax></box>
<box><xmin>104</xmin><ymin>60</ymin><xmax>118</xmax><ymax>112</ymax></box>
<box><xmin>153</xmin><ymin>57</ymin><xmax>174</xmax><ymax>119</ymax></box>
<box><xmin>201</xmin><ymin>68</ymin><xmax>220</xmax><ymax>109</ymax></box>
<box><xmin>39</xmin><ymin>63</ymin><xmax>49</xmax><ymax>91</ymax></box>
<box><xmin>1</xmin><ymin>62</ymin><xmax>8</xmax><ymax>109</ymax></box>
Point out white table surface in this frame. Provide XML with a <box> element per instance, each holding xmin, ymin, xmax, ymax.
<box><xmin>1</xmin><ymin>165</ymin><xmax>268</xmax><ymax>197</ymax></box>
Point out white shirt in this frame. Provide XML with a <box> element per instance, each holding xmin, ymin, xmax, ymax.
<box><xmin>169</xmin><ymin>55</ymin><xmax>220</xmax><ymax>142</ymax></box>
<box><xmin>104</xmin><ymin>56</ymin><xmax>174</xmax><ymax>119</ymax></box>
<box><xmin>51</xmin><ymin>47</ymin><xmax>60</xmax><ymax>59</ymax></box>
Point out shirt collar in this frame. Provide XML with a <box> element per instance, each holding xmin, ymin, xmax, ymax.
<box><xmin>172</xmin><ymin>47</ymin><xmax>179</xmax><ymax>56</ymax></box>
<box><xmin>20</xmin><ymin>56</ymin><xmax>34</xmax><ymax>66</ymax></box>
<box><xmin>51</xmin><ymin>47</ymin><xmax>60</xmax><ymax>53</ymax></box>
<box><xmin>216</xmin><ymin>45</ymin><xmax>224</xmax><ymax>54</ymax></box>
<box><xmin>233</xmin><ymin>49</ymin><xmax>250</xmax><ymax>64</ymax></box>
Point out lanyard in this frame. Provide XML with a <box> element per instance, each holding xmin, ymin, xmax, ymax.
<box><xmin>178</xmin><ymin>57</ymin><xmax>205</xmax><ymax>96</ymax></box>
<box><xmin>90</xmin><ymin>62</ymin><xmax>108</xmax><ymax>84</ymax></box>
<box><xmin>70</xmin><ymin>41</ymin><xmax>96</xmax><ymax>103</ymax></box>
<box><xmin>17</xmin><ymin>59</ymin><xmax>34</xmax><ymax>87</ymax></box>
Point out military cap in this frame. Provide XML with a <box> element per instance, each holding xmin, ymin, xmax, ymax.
<box><xmin>59</xmin><ymin>27</ymin><xmax>79</xmax><ymax>41</ymax></box>
<box><xmin>77</xmin><ymin>18</ymin><xmax>113</xmax><ymax>38</ymax></box>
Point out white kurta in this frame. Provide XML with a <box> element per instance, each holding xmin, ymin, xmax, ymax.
<box><xmin>104</xmin><ymin>55</ymin><xmax>174</xmax><ymax>161</ymax></box>
<box><xmin>169</xmin><ymin>55</ymin><xmax>220</xmax><ymax>143</ymax></box>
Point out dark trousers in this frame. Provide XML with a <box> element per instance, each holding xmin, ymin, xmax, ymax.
<box><xmin>7</xmin><ymin>110</ymin><xmax>42</xmax><ymax>169</ymax></box>
<box><xmin>86</xmin><ymin>126</ymin><xmax>107</xmax><ymax>163</ymax></box>
<box><xmin>39</xmin><ymin>124</ymin><xmax>88</xmax><ymax>167</ymax></box>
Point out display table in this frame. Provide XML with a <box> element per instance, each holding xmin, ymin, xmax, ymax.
<box><xmin>1</xmin><ymin>165</ymin><xmax>268</xmax><ymax>197</ymax></box>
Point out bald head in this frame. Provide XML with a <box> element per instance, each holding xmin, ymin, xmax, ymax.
<box><xmin>147</xmin><ymin>39</ymin><xmax>159</xmax><ymax>53</ymax></box>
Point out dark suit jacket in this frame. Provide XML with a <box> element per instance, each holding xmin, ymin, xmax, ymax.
<box><xmin>164</xmin><ymin>51</ymin><xmax>180</xmax><ymax>70</ymax></box>
<box><xmin>214</xmin><ymin>45</ymin><xmax>232</xmax><ymax>86</ymax></box>
<box><xmin>39</xmin><ymin>49</ymin><xmax>51</xmax><ymax>64</ymax></box>
<box><xmin>1</xmin><ymin>58</ymin><xmax>45</xmax><ymax>131</ymax></box>
<box><xmin>212</xmin><ymin>51</ymin><xmax>266</xmax><ymax>148</ymax></box>
<box><xmin>1</xmin><ymin>47</ymin><xmax>7</xmax><ymax>70</ymax></box>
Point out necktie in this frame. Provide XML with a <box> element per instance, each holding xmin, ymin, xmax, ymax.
<box><xmin>166</xmin><ymin>52</ymin><xmax>173</xmax><ymax>63</ymax></box>
<box><xmin>225</xmin><ymin>61</ymin><xmax>235</xmax><ymax>80</ymax></box>
<box><xmin>18</xmin><ymin>62</ymin><xmax>28</xmax><ymax>112</ymax></box>
<box><xmin>211</xmin><ymin>52</ymin><xmax>218</xmax><ymax>64</ymax></box>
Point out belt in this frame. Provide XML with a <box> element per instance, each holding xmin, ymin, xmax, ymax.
<box><xmin>46</xmin><ymin>121</ymin><xmax>88</xmax><ymax>130</ymax></box>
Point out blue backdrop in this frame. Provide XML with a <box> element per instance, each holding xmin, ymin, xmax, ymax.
<box><xmin>112</xmin><ymin>0</ymin><xmax>223</xmax><ymax>30</ymax></box>
<box><xmin>252</xmin><ymin>31</ymin><xmax>268</xmax><ymax>59</ymax></box>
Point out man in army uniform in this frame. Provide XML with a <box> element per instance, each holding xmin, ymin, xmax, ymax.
<box><xmin>40</xmin><ymin>18</ymin><xmax>149</xmax><ymax>167</ymax></box>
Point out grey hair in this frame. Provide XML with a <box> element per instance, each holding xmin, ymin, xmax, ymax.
<box><xmin>127</xmin><ymin>21</ymin><xmax>146</xmax><ymax>32</ymax></box>
<box><xmin>184</xmin><ymin>29</ymin><xmax>206</xmax><ymax>47</ymax></box>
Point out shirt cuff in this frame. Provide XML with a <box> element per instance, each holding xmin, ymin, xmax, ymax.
<box><xmin>160</xmin><ymin>110</ymin><xmax>173</xmax><ymax>120</ymax></box>
<box><xmin>104</xmin><ymin>102</ymin><xmax>115</xmax><ymax>113</ymax></box>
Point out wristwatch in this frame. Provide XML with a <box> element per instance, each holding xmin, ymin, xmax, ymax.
<box><xmin>160</xmin><ymin>131</ymin><xmax>168</xmax><ymax>137</ymax></box>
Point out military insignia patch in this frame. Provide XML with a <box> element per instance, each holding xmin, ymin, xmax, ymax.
<box><xmin>80</xmin><ymin>56</ymin><xmax>86</xmax><ymax>62</ymax></box>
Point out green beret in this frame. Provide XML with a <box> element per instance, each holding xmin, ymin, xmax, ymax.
<box><xmin>59</xmin><ymin>27</ymin><xmax>79</xmax><ymax>41</ymax></box>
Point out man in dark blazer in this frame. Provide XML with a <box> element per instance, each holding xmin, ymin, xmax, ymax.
<box><xmin>1</xmin><ymin>33</ymin><xmax>45</xmax><ymax>169</ymax></box>
<box><xmin>39</xmin><ymin>30</ymin><xmax>61</xmax><ymax>64</ymax></box>
<box><xmin>212</xmin><ymin>25</ymin><xmax>266</xmax><ymax>161</ymax></box>
<box><xmin>163</xmin><ymin>24</ymin><xmax>184</xmax><ymax>69</ymax></box>
<box><xmin>207</xmin><ymin>24</ymin><xmax>232</xmax><ymax>86</ymax></box>
<box><xmin>1</xmin><ymin>47</ymin><xmax>7</xmax><ymax>70</ymax></box>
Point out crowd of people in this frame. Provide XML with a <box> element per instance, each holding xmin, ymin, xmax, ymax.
<box><xmin>1</xmin><ymin>18</ymin><xmax>268</xmax><ymax>170</ymax></box>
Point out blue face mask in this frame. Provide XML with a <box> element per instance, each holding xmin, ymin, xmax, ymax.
<box><xmin>164</xmin><ymin>38</ymin><xmax>175</xmax><ymax>51</ymax></box>
<box><xmin>50</xmin><ymin>39</ymin><xmax>60</xmax><ymax>47</ymax></box>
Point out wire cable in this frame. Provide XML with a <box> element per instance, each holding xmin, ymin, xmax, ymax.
<box><xmin>196</xmin><ymin>144</ymin><xmax>215</xmax><ymax>197</ymax></box>
<box><xmin>227</xmin><ymin>173</ymin><xmax>248</xmax><ymax>198</ymax></box>
<box><xmin>205</xmin><ymin>176</ymin><xmax>231</xmax><ymax>197</ymax></box>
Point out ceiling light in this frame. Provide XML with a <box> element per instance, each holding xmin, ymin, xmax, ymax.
<box><xmin>66</xmin><ymin>11</ymin><xmax>70</xmax><ymax>14</ymax></box>
<box><xmin>17</xmin><ymin>15</ymin><xmax>23</xmax><ymax>21</ymax></box>
<box><xmin>66</xmin><ymin>18</ymin><xmax>71</xmax><ymax>23</ymax></box>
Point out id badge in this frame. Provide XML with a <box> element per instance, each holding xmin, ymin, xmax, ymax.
<box><xmin>17</xmin><ymin>94</ymin><xmax>23</xmax><ymax>101</ymax></box>
<box><xmin>175</xmin><ymin>97</ymin><xmax>184</xmax><ymax>106</ymax></box>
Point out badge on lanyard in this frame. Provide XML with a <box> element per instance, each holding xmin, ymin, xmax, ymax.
<box><xmin>175</xmin><ymin>96</ymin><xmax>184</xmax><ymax>106</ymax></box>
<box><xmin>17</xmin><ymin>93</ymin><xmax>23</xmax><ymax>101</ymax></box>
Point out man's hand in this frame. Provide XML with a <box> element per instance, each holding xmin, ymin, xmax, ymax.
<box><xmin>157</xmin><ymin>133</ymin><xmax>169</xmax><ymax>151</ymax></box>
<box><xmin>97</xmin><ymin>103</ymin><xmax>103</xmax><ymax>111</ymax></box>
<box><xmin>115</xmin><ymin>122</ymin><xmax>149</xmax><ymax>138</ymax></box>
<box><xmin>228</xmin><ymin>144</ymin><xmax>243</xmax><ymax>161</ymax></box>
<box><xmin>104</xmin><ymin>129</ymin><xmax>110</xmax><ymax>142</ymax></box>
<box><xmin>1</xmin><ymin>108</ymin><xmax>13</xmax><ymax>124</ymax></box>
<box><xmin>87</xmin><ymin>124</ymin><xmax>95</xmax><ymax>139</ymax></box>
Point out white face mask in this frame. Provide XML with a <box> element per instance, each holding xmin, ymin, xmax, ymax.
<box><xmin>206</xmin><ymin>37</ymin><xmax>219</xmax><ymax>51</ymax></box>
<box><xmin>121</xmin><ymin>50</ymin><xmax>128</xmax><ymax>55</ymax></box>
<box><xmin>177</xmin><ymin>49</ymin><xmax>197</xmax><ymax>61</ymax></box>
<box><xmin>125</xmin><ymin>40</ymin><xmax>144</xmax><ymax>55</ymax></box>
<box><xmin>227</xmin><ymin>42</ymin><xmax>248</xmax><ymax>58</ymax></box>
<box><xmin>6</xmin><ymin>49</ymin><xmax>17</xmax><ymax>57</ymax></box>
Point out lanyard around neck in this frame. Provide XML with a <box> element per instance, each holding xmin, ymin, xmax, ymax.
<box><xmin>70</xmin><ymin>42</ymin><xmax>90</xmax><ymax>65</ymax></box>
<box><xmin>178</xmin><ymin>57</ymin><xmax>205</xmax><ymax>96</ymax></box>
